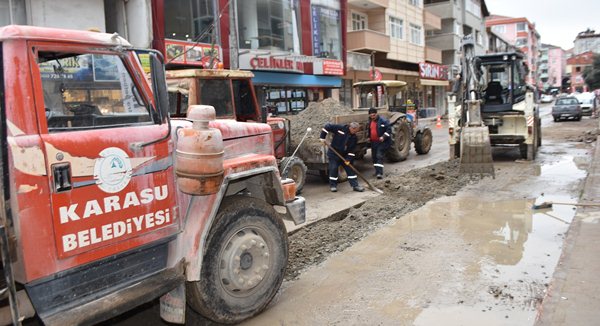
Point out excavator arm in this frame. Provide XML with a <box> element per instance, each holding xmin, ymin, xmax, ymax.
<box><xmin>454</xmin><ymin>35</ymin><xmax>495</xmax><ymax>177</ymax></box>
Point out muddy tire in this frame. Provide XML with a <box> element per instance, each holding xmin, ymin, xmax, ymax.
<box><xmin>414</xmin><ymin>129</ymin><xmax>432</xmax><ymax>155</ymax></box>
<box><xmin>187</xmin><ymin>196</ymin><xmax>288</xmax><ymax>324</ymax></box>
<box><xmin>279</xmin><ymin>156</ymin><xmax>307</xmax><ymax>194</ymax></box>
<box><xmin>385</xmin><ymin>122</ymin><xmax>411</xmax><ymax>162</ymax></box>
<box><xmin>520</xmin><ymin>143</ymin><xmax>536</xmax><ymax>160</ymax></box>
<box><xmin>450</xmin><ymin>141</ymin><xmax>461</xmax><ymax>159</ymax></box>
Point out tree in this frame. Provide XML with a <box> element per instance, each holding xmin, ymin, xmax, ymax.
<box><xmin>583</xmin><ymin>54</ymin><xmax>600</xmax><ymax>90</ymax></box>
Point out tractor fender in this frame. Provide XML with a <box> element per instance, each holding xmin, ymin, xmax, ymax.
<box><xmin>388</xmin><ymin>112</ymin><xmax>407</xmax><ymax>125</ymax></box>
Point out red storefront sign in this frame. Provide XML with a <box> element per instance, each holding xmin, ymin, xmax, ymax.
<box><xmin>419</xmin><ymin>62</ymin><xmax>449</xmax><ymax>80</ymax></box>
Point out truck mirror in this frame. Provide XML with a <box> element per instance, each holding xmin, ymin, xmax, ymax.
<box><xmin>149</xmin><ymin>52</ymin><xmax>169</xmax><ymax>123</ymax></box>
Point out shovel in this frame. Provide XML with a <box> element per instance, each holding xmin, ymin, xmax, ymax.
<box><xmin>324</xmin><ymin>141</ymin><xmax>384</xmax><ymax>194</ymax></box>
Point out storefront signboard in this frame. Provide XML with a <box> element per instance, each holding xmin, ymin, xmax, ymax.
<box><xmin>313</xmin><ymin>59</ymin><xmax>344</xmax><ymax>76</ymax></box>
<box><xmin>239</xmin><ymin>51</ymin><xmax>305</xmax><ymax>73</ymax></box>
<box><xmin>419</xmin><ymin>62</ymin><xmax>449</xmax><ymax>80</ymax></box>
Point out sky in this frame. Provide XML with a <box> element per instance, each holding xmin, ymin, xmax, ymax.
<box><xmin>485</xmin><ymin>0</ymin><xmax>600</xmax><ymax>50</ymax></box>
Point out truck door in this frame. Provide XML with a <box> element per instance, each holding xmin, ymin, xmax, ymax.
<box><xmin>31</xmin><ymin>46</ymin><xmax>179</xmax><ymax>265</ymax></box>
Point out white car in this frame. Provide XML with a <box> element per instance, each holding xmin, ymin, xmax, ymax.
<box><xmin>575</xmin><ymin>92</ymin><xmax>596</xmax><ymax>116</ymax></box>
<box><xmin>540</xmin><ymin>94</ymin><xmax>554</xmax><ymax>103</ymax></box>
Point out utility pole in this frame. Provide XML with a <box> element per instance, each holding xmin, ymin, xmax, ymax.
<box><xmin>229</xmin><ymin>0</ymin><xmax>239</xmax><ymax>70</ymax></box>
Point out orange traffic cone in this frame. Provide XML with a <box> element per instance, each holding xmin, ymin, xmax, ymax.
<box><xmin>436</xmin><ymin>115</ymin><xmax>442</xmax><ymax>129</ymax></box>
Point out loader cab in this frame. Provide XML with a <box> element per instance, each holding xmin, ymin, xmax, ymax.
<box><xmin>479</xmin><ymin>52</ymin><xmax>527</xmax><ymax>112</ymax></box>
<box><xmin>166</xmin><ymin>69</ymin><xmax>260</xmax><ymax>121</ymax></box>
<box><xmin>353</xmin><ymin>80</ymin><xmax>408</xmax><ymax>112</ymax></box>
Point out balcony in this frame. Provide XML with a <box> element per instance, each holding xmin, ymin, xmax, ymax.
<box><xmin>424</xmin><ymin>1</ymin><xmax>459</xmax><ymax>20</ymax></box>
<box><xmin>347</xmin><ymin>30</ymin><xmax>390</xmax><ymax>53</ymax></box>
<box><xmin>424</xmin><ymin>9</ymin><xmax>442</xmax><ymax>31</ymax></box>
<box><xmin>348</xmin><ymin>0</ymin><xmax>388</xmax><ymax>9</ymax></box>
<box><xmin>425</xmin><ymin>46</ymin><xmax>442</xmax><ymax>63</ymax></box>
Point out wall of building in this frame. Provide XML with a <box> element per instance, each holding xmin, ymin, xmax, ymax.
<box><xmin>547</xmin><ymin>47</ymin><xmax>564</xmax><ymax>88</ymax></box>
<box><xmin>387</xmin><ymin>0</ymin><xmax>424</xmax><ymax>64</ymax></box>
<box><xmin>28</xmin><ymin>0</ymin><xmax>105</xmax><ymax>32</ymax></box>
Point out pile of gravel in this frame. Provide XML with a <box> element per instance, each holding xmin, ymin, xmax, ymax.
<box><xmin>285</xmin><ymin>98</ymin><xmax>354</xmax><ymax>147</ymax></box>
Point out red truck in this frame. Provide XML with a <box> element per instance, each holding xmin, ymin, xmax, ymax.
<box><xmin>0</xmin><ymin>25</ymin><xmax>304</xmax><ymax>325</ymax></box>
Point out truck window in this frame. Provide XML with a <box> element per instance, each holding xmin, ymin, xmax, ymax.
<box><xmin>198</xmin><ymin>79</ymin><xmax>233</xmax><ymax>118</ymax></box>
<box><xmin>38</xmin><ymin>52</ymin><xmax>153</xmax><ymax>132</ymax></box>
<box><xmin>232</xmin><ymin>79</ymin><xmax>257</xmax><ymax>120</ymax></box>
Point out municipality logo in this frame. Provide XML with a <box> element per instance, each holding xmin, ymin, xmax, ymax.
<box><xmin>94</xmin><ymin>147</ymin><xmax>132</xmax><ymax>193</ymax></box>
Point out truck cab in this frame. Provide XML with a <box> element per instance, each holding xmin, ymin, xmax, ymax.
<box><xmin>0</xmin><ymin>25</ymin><xmax>304</xmax><ymax>325</ymax></box>
<box><xmin>165</xmin><ymin>69</ymin><xmax>308</xmax><ymax>192</ymax></box>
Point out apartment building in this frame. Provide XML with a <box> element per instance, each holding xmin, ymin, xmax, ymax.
<box><xmin>538</xmin><ymin>44</ymin><xmax>566</xmax><ymax>91</ymax></box>
<box><xmin>0</xmin><ymin>0</ymin><xmax>347</xmax><ymax>114</ymax></box>
<box><xmin>574</xmin><ymin>29</ymin><xmax>600</xmax><ymax>55</ymax></box>
<box><xmin>344</xmin><ymin>0</ymin><xmax>446</xmax><ymax>115</ymax></box>
<box><xmin>566</xmin><ymin>51</ymin><xmax>594</xmax><ymax>93</ymax></box>
<box><xmin>486</xmin><ymin>15</ymin><xmax>540</xmax><ymax>86</ymax></box>
<box><xmin>424</xmin><ymin>0</ymin><xmax>489</xmax><ymax>69</ymax></box>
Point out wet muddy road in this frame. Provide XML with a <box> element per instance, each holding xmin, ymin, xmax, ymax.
<box><xmin>242</xmin><ymin>105</ymin><xmax>598</xmax><ymax>325</ymax></box>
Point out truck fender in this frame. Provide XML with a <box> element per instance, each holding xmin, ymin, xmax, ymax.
<box><xmin>184</xmin><ymin>167</ymin><xmax>290</xmax><ymax>282</ymax></box>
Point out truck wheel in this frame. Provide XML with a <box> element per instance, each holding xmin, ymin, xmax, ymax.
<box><xmin>187</xmin><ymin>196</ymin><xmax>288</xmax><ymax>324</ymax></box>
<box><xmin>520</xmin><ymin>143</ymin><xmax>536</xmax><ymax>160</ymax></box>
<box><xmin>279</xmin><ymin>156</ymin><xmax>307</xmax><ymax>194</ymax></box>
<box><xmin>450</xmin><ymin>141</ymin><xmax>461</xmax><ymax>159</ymax></box>
<box><xmin>414</xmin><ymin>129</ymin><xmax>432</xmax><ymax>155</ymax></box>
<box><xmin>385</xmin><ymin>122</ymin><xmax>411</xmax><ymax>162</ymax></box>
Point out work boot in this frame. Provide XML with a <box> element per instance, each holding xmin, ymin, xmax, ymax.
<box><xmin>376</xmin><ymin>174</ymin><xmax>383</xmax><ymax>179</ymax></box>
<box><xmin>353</xmin><ymin>186</ymin><xmax>364</xmax><ymax>192</ymax></box>
<box><xmin>330</xmin><ymin>186</ymin><xmax>337</xmax><ymax>192</ymax></box>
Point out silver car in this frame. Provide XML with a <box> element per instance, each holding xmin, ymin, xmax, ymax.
<box><xmin>552</xmin><ymin>96</ymin><xmax>582</xmax><ymax>121</ymax></box>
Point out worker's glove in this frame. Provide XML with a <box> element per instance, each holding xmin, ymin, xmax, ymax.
<box><xmin>319</xmin><ymin>138</ymin><xmax>326</xmax><ymax>143</ymax></box>
<box><xmin>344</xmin><ymin>161</ymin><xmax>350</xmax><ymax>166</ymax></box>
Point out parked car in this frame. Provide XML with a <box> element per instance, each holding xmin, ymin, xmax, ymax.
<box><xmin>540</xmin><ymin>94</ymin><xmax>554</xmax><ymax>103</ymax></box>
<box><xmin>575</xmin><ymin>92</ymin><xmax>596</xmax><ymax>116</ymax></box>
<box><xmin>552</xmin><ymin>96</ymin><xmax>582</xmax><ymax>121</ymax></box>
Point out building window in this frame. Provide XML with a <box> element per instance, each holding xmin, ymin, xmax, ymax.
<box><xmin>165</xmin><ymin>0</ymin><xmax>216</xmax><ymax>44</ymax></box>
<box><xmin>409</xmin><ymin>0</ymin><xmax>421</xmax><ymax>7</ymax></box>
<box><xmin>311</xmin><ymin>1</ymin><xmax>342</xmax><ymax>59</ymax></box>
<box><xmin>237</xmin><ymin>0</ymin><xmax>302</xmax><ymax>52</ymax></box>
<box><xmin>465</xmin><ymin>0</ymin><xmax>481</xmax><ymax>17</ymax></box>
<box><xmin>517</xmin><ymin>22</ymin><xmax>527</xmax><ymax>32</ymax></box>
<box><xmin>492</xmin><ymin>25</ymin><xmax>506</xmax><ymax>34</ymax></box>
<box><xmin>351</xmin><ymin>12</ymin><xmax>367</xmax><ymax>30</ymax></box>
<box><xmin>515</xmin><ymin>38</ymin><xmax>527</xmax><ymax>47</ymax></box>
<box><xmin>390</xmin><ymin>16</ymin><xmax>404</xmax><ymax>40</ymax></box>
<box><xmin>454</xmin><ymin>21</ymin><xmax>462</xmax><ymax>36</ymax></box>
<box><xmin>476</xmin><ymin>31</ymin><xmax>482</xmax><ymax>45</ymax></box>
<box><xmin>410</xmin><ymin>24</ymin><xmax>423</xmax><ymax>45</ymax></box>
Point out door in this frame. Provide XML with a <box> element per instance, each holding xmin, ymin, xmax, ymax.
<box><xmin>31</xmin><ymin>45</ymin><xmax>179</xmax><ymax>267</ymax></box>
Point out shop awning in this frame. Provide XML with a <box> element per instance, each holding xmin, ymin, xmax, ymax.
<box><xmin>420</xmin><ymin>79</ymin><xmax>449</xmax><ymax>86</ymax></box>
<box><xmin>252</xmin><ymin>71</ymin><xmax>342</xmax><ymax>88</ymax></box>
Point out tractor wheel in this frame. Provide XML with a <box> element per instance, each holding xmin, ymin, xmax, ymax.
<box><xmin>187</xmin><ymin>196</ymin><xmax>288</xmax><ymax>324</ymax></box>
<box><xmin>385</xmin><ymin>122</ymin><xmax>411</xmax><ymax>162</ymax></box>
<box><xmin>414</xmin><ymin>129</ymin><xmax>433</xmax><ymax>155</ymax></box>
<box><xmin>279</xmin><ymin>156</ymin><xmax>307</xmax><ymax>194</ymax></box>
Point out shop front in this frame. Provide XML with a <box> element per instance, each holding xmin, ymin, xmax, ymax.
<box><xmin>418</xmin><ymin>62</ymin><xmax>449</xmax><ymax>117</ymax></box>
<box><xmin>238</xmin><ymin>51</ymin><xmax>343</xmax><ymax>114</ymax></box>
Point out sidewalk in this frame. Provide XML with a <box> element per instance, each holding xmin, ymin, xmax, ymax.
<box><xmin>535</xmin><ymin>135</ymin><xmax>600</xmax><ymax>325</ymax></box>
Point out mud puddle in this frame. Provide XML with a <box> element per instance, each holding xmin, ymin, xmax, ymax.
<box><xmin>246</xmin><ymin>146</ymin><xmax>589</xmax><ymax>325</ymax></box>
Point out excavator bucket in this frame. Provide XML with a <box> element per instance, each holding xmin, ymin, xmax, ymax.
<box><xmin>459</xmin><ymin>126</ymin><xmax>495</xmax><ymax>177</ymax></box>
